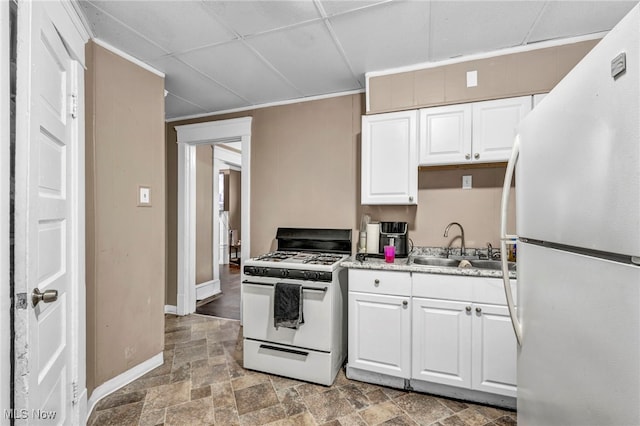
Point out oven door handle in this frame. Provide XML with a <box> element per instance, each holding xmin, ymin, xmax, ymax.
<box><xmin>242</xmin><ymin>280</ymin><xmax>327</xmax><ymax>293</ymax></box>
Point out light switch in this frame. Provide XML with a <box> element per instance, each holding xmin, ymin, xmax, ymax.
<box><xmin>466</xmin><ymin>70</ymin><xmax>478</xmax><ymax>88</ymax></box>
<box><xmin>138</xmin><ymin>186</ymin><xmax>151</xmax><ymax>206</ymax></box>
<box><xmin>462</xmin><ymin>175</ymin><xmax>472</xmax><ymax>189</ymax></box>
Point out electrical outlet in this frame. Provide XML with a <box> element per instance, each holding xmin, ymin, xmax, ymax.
<box><xmin>462</xmin><ymin>175</ymin><xmax>472</xmax><ymax>189</ymax></box>
<box><xmin>466</xmin><ymin>70</ymin><xmax>478</xmax><ymax>88</ymax></box>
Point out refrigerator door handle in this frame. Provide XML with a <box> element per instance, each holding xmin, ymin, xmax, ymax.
<box><xmin>500</xmin><ymin>135</ymin><xmax>523</xmax><ymax>346</ymax></box>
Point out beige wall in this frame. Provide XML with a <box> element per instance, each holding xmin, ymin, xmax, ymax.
<box><xmin>195</xmin><ymin>146</ymin><xmax>213</xmax><ymax>284</ymax></box>
<box><xmin>250</xmin><ymin>95</ymin><xmax>361</xmax><ymax>255</ymax></box>
<box><xmin>369</xmin><ymin>39</ymin><xmax>599</xmax><ymax>114</ymax></box>
<box><xmin>85</xmin><ymin>42</ymin><xmax>165</xmax><ymax>394</ymax></box>
<box><xmin>361</xmin><ymin>167</ymin><xmax>515</xmax><ymax>250</ymax></box>
<box><xmin>228</xmin><ymin>169</ymin><xmax>241</xmax><ymax>240</ymax></box>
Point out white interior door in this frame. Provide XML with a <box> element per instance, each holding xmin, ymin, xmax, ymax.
<box><xmin>14</xmin><ymin>2</ymin><xmax>84</xmax><ymax>423</ymax></box>
<box><xmin>0</xmin><ymin>0</ymin><xmax>11</xmax><ymax>417</ymax></box>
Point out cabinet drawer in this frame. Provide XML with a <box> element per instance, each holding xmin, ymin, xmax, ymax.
<box><xmin>412</xmin><ymin>273</ymin><xmax>473</xmax><ymax>300</ymax></box>
<box><xmin>412</xmin><ymin>273</ymin><xmax>516</xmax><ymax>305</ymax></box>
<box><xmin>349</xmin><ymin>269</ymin><xmax>411</xmax><ymax>296</ymax></box>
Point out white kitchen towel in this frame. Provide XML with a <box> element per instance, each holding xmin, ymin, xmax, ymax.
<box><xmin>366</xmin><ymin>223</ymin><xmax>380</xmax><ymax>254</ymax></box>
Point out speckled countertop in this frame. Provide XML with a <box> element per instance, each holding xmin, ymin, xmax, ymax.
<box><xmin>340</xmin><ymin>246</ymin><xmax>517</xmax><ymax>279</ymax></box>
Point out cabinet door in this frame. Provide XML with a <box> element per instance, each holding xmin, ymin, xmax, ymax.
<box><xmin>472</xmin><ymin>96</ymin><xmax>532</xmax><ymax>163</ymax></box>
<box><xmin>361</xmin><ymin>111</ymin><xmax>418</xmax><ymax>205</ymax></box>
<box><xmin>412</xmin><ymin>298</ymin><xmax>471</xmax><ymax>388</ymax></box>
<box><xmin>419</xmin><ymin>104</ymin><xmax>472</xmax><ymax>166</ymax></box>
<box><xmin>471</xmin><ymin>304</ymin><xmax>517</xmax><ymax>397</ymax></box>
<box><xmin>348</xmin><ymin>291</ymin><xmax>411</xmax><ymax>378</ymax></box>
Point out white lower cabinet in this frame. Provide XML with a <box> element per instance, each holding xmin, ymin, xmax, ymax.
<box><xmin>412</xmin><ymin>298</ymin><xmax>471</xmax><ymax>387</ymax></box>
<box><xmin>348</xmin><ymin>269</ymin><xmax>517</xmax><ymax>405</ymax></box>
<box><xmin>412</xmin><ymin>298</ymin><xmax>517</xmax><ymax>398</ymax></box>
<box><xmin>471</xmin><ymin>303</ymin><xmax>517</xmax><ymax>397</ymax></box>
<box><xmin>348</xmin><ymin>291</ymin><xmax>411</xmax><ymax>378</ymax></box>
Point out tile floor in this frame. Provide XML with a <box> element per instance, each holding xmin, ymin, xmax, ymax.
<box><xmin>88</xmin><ymin>314</ymin><xmax>517</xmax><ymax>426</ymax></box>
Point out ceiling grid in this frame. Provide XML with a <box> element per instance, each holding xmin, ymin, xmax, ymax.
<box><xmin>79</xmin><ymin>0</ymin><xmax>638</xmax><ymax>120</ymax></box>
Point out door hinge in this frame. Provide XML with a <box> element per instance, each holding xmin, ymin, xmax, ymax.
<box><xmin>69</xmin><ymin>94</ymin><xmax>78</xmax><ymax>119</ymax></box>
<box><xmin>72</xmin><ymin>381</ymin><xmax>79</xmax><ymax>406</ymax></box>
<box><xmin>16</xmin><ymin>293</ymin><xmax>28</xmax><ymax>310</ymax></box>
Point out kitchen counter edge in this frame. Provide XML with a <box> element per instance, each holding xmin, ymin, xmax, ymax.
<box><xmin>340</xmin><ymin>256</ymin><xmax>517</xmax><ymax>279</ymax></box>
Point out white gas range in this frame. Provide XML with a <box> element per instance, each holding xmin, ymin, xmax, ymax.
<box><xmin>242</xmin><ymin>228</ymin><xmax>351</xmax><ymax>386</ymax></box>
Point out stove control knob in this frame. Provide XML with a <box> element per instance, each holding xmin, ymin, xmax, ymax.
<box><xmin>306</xmin><ymin>271</ymin><xmax>320</xmax><ymax>281</ymax></box>
<box><xmin>280</xmin><ymin>269</ymin><xmax>289</xmax><ymax>278</ymax></box>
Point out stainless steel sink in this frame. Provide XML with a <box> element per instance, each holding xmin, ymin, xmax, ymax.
<box><xmin>412</xmin><ymin>257</ymin><xmax>460</xmax><ymax>267</ymax></box>
<box><xmin>467</xmin><ymin>259</ymin><xmax>517</xmax><ymax>271</ymax></box>
<box><xmin>411</xmin><ymin>256</ymin><xmax>516</xmax><ymax>271</ymax></box>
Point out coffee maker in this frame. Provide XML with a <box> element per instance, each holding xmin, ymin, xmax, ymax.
<box><xmin>379</xmin><ymin>222</ymin><xmax>409</xmax><ymax>258</ymax></box>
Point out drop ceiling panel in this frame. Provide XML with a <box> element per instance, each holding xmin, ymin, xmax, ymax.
<box><xmin>319</xmin><ymin>1</ymin><xmax>390</xmax><ymax>17</ymax></box>
<box><xmin>148</xmin><ymin>56</ymin><xmax>248</xmax><ymax>114</ymax></box>
<box><xmin>202</xmin><ymin>0</ymin><xmax>322</xmax><ymax>37</ymax></box>
<box><xmin>177</xmin><ymin>41</ymin><xmax>302</xmax><ymax>104</ymax></box>
<box><xmin>86</xmin><ymin>1</ymin><xmax>235</xmax><ymax>55</ymax></box>
<box><xmin>247</xmin><ymin>22</ymin><xmax>360</xmax><ymax>96</ymax></box>
<box><xmin>165</xmin><ymin>93</ymin><xmax>208</xmax><ymax>120</ymax></box>
<box><xmin>429</xmin><ymin>1</ymin><xmax>546</xmax><ymax>61</ymax></box>
<box><xmin>328</xmin><ymin>1</ymin><xmax>430</xmax><ymax>80</ymax></box>
<box><xmin>529</xmin><ymin>1</ymin><xmax>636</xmax><ymax>43</ymax></box>
<box><xmin>80</xmin><ymin>1</ymin><xmax>168</xmax><ymax>60</ymax></box>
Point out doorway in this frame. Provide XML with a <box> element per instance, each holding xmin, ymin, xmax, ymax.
<box><xmin>196</xmin><ymin>146</ymin><xmax>242</xmax><ymax>320</ymax></box>
<box><xmin>175</xmin><ymin>117</ymin><xmax>251</xmax><ymax>320</ymax></box>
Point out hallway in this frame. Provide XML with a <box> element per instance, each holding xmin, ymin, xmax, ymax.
<box><xmin>196</xmin><ymin>264</ymin><xmax>241</xmax><ymax>320</ymax></box>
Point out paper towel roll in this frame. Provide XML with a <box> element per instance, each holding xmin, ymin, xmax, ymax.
<box><xmin>366</xmin><ymin>223</ymin><xmax>380</xmax><ymax>254</ymax></box>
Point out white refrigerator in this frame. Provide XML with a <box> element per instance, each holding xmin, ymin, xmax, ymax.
<box><xmin>500</xmin><ymin>4</ymin><xmax>640</xmax><ymax>426</ymax></box>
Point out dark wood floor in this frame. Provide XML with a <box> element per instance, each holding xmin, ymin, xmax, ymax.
<box><xmin>195</xmin><ymin>264</ymin><xmax>241</xmax><ymax>320</ymax></box>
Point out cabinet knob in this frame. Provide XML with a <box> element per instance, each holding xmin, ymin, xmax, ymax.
<box><xmin>402</xmin><ymin>300</ymin><xmax>408</xmax><ymax>308</ymax></box>
<box><xmin>465</xmin><ymin>153</ymin><xmax>471</xmax><ymax>160</ymax></box>
<box><xmin>476</xmin><ymin>307</ymin><xmax>482</xmax><ymax>314</ymax></box>
<box><xmin>409</xmin><ymin>196</ymin><xmax>414</xmax><ymax>202</ymax></box>
<box><xmin>474</xmin><ymin>153</ymin><xmax>480</xmax><ymax>160</ymax></box>
<box><xmin>374</xmin><ymin>279</ymin><xmax>380</xmax><ymax>286</ymax></box>
<box><xmin>465</xmin><ymin>306</ymin><xmax>471</xmax><ymax>312</ymax></box>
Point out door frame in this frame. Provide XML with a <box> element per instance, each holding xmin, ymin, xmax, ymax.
<box><xmin>13</xmin><ymin>0</ymin><xmax>88</xmax><ymax>422</ymax></box>
<box><xmin>1</xmin><ymin>0</ymin><xmax>11</xmax><ymax>416</ymax></box>
<box><xmin>175</xmin><ymin>117</ymin><xmax>252</xmax><ymax>316</ymax></box>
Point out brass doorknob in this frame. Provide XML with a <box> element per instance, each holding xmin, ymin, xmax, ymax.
<box><xmin>32</xmin><ymin>288</ymin><xmax>58</xmax><ymax>307</ymax></box>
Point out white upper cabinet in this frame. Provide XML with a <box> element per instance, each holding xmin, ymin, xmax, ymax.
<box><xmin>419</xmin><ymin>104</ymin><xmax>472</xmax><ymax>165</ymax></box>
<box><xmin>418</xmin><ymin>96</ymin><xmax>532</xmax><ymax>166</ymax></box>
<box><xmin>361</xmin><ymin>110</ymin><xmax>418</xmax><ymax>205</ymax></box>
<box><xmin>471</xmin><ymin>96</ymin><xmax>532</xmax><ymax>163</ymax></box>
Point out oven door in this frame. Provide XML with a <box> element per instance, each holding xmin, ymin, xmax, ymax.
<box><xmin>242</xmin><ymin>277</ymin><xmax>333</xmax><ymax>352</ymax></box>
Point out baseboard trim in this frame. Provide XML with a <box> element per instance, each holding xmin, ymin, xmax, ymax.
<box><xmin>196</xmin><ymin>279</ymin><xmax>220</xmax><ymax>301</ymax></box>
<box><xmin>86</xmin><ymin>352</ymin><xmax>163</xmax><ymax>422</ymax></box>
<box><xmin>164</xmin><ymin>305</ymin><xmax>178</xmax><ymax>314</ymax></box>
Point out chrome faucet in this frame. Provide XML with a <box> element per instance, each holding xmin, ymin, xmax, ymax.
<box><xmin>444</xmin><ymin>222</ymin><xmax>465</xmax><ymax>257</ymax></box>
